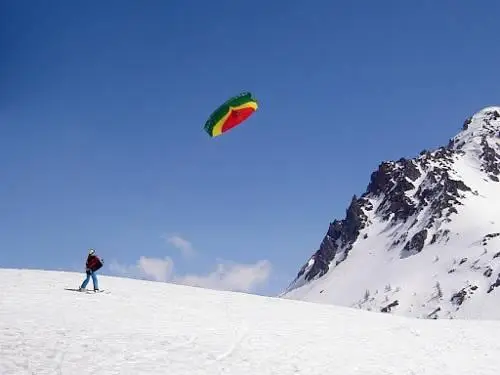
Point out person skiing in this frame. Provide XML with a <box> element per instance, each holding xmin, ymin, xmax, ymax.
<box><xmin>79</xmin><ymin>248</ymin><xmax>104</xmax><ymax>292</ymax></box>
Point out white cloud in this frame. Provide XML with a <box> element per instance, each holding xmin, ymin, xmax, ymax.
<box><xmin>175</xmin><ymin>260</ymin><xmax>272</xmax><ymax>293</ymax></box>
<box><xmin>109</xmin><ymin>257</ymin><xmax>272</xmax><ymax>293</ymax></box>
<box><xmin>162</xmin><ymin>234</ymin><xmax>195</xmax><ymax>258</ymax></box>
<box><xmin>109</xmin><ymin>233</ymin><xmax>271</xmax><ymax>293</ymax></box>
<box><xmin>109</xmin><ymin>256</ymin><xmax>173</xmax><ymax>282</ymax></box>
<box><xmin>138</xmin><ymin>256</ymin><xmax>174</xmax><ymax>282</ymax></box>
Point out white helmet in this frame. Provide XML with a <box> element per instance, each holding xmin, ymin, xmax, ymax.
<box><xmin>88</xmin><ymin>248</ymin><xmax>95</xmax><ymax>255</ymax></box>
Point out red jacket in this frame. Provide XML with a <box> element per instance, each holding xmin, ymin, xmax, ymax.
<box><xmin>86</xmin><ymin>254</ymin><xmax>103</xmax><ymax>272</ymax></box>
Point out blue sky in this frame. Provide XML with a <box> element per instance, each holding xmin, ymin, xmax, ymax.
<box><xmin>1</xmin><ymin>1</ymin><xmax>500</xmax><ymax>295</ymax></box>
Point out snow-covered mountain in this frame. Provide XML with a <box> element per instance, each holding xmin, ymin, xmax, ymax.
<box><xmin>2</xmin><ymin>268</ymin><xmax>500</xmax><ymax>374</ymax></box>
<box><xmin>282</xmin><ymin>106</ymin><xmax>500</xmax><ymax>320</ymax></box>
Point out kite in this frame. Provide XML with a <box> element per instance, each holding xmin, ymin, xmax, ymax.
<box><xmin>204</xmin><ymin>91</ymin><xmax>258</xmax><ymax>137</ymax></box>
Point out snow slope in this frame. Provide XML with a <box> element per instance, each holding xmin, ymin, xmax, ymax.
<box><xmin>282</xmin><ymin>107</ymin><xmax>500</xmax><ymax>319</ymax></box>
<box><xmin>1</xmin><ymin>268</ymin><xmax>500</xmax><ymax>374</ymax></box>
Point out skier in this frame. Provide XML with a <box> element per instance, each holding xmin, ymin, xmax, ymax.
<box><xmin>79</xmin><ymin>248</ymin><xmax>104</xmax><ymax>292</ymax></box>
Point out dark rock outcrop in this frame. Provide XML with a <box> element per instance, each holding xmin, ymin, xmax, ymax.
<box><xmin>295</xmin><ymin>195</ymin><xmax>369</xmax><ymax>282</ymax></box>
<box><xmin>403</xmin><ymin>229</ymin><xmax>427</xmax><ymax>254</ymax></box>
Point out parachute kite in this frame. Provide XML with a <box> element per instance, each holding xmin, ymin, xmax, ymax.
<box><xmin>204</xmin><ymin>91</ymin><xmax>258</xmax><ymax>137</ymax></box>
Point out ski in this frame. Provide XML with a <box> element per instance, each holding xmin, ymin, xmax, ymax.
<box><xmin>64</xmin><ymin>288</ymin><xmax>110</xmax><ymax>294</ymax></box>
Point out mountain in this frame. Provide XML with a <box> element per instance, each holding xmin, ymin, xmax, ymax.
<box><xmin>2</xmin><ymin>268</ymin><xmax>500</xmax><ymax>374</ymax></box>
<box><xmin>281</xmin><ymin>106</ymin><xmax>500</xmax><ymax>320</ymax></box>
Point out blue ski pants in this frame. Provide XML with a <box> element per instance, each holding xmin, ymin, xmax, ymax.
<box><xmin>81</xmin><ymin>270</ymin><xmax>99</xmax><ymax>290</ymax></box>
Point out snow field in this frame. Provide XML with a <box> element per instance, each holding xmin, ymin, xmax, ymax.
<box><xmin>1</xmin><ymin>268</ymin><xmax>500</xmax><ymax>374</ymax></box>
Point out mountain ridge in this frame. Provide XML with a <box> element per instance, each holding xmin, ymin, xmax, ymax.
<box><xmin>281</xmin><ymin>106</ymin><xmax>500</xmax><ymax>320</ymax></box>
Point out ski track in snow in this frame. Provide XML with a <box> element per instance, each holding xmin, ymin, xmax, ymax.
<box><xmin>1</xmin><ymin>269</ymin><xmax>500</xmax><ymax>374</ymax></box>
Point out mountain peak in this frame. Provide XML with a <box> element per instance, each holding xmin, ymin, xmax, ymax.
<box><xmin>448</xmin><ymin>106</ymin><xmax>500</xmax><ymax>152</ymax></box>
<box><xmin>282</xmin><ymin>105</ymin><xmax>500</xmax><ymax>320</ymax></box>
